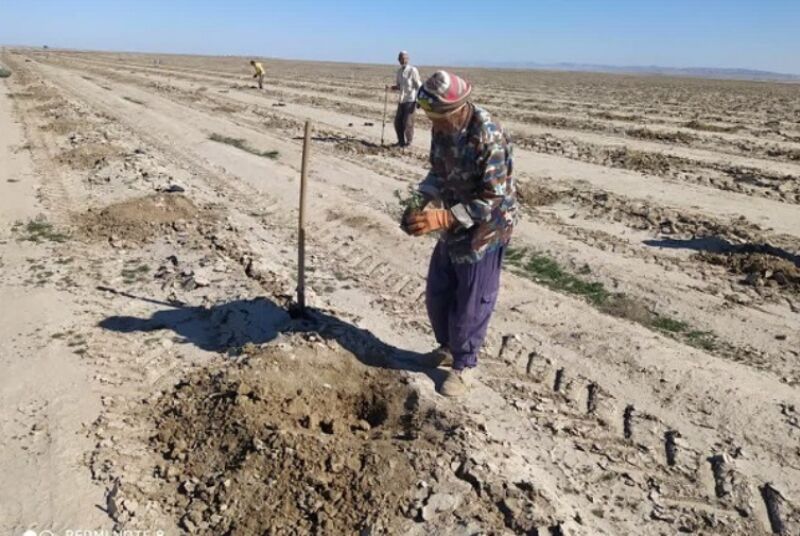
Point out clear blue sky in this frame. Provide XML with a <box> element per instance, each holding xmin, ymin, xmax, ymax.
<box><xmin>2</xmin><ymin>0</ymin><xmax>799</xmax><ymax>74</ymax></box>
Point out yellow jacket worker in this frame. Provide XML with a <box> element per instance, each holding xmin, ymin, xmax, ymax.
<box><xmin>250</xmin><ymin>60</ymin><xmax>265</xmax><ymax>90</ymax></box>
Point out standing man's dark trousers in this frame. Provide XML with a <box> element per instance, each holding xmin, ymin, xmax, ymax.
<box><xmin>394</xmin><ymin>102</ymin><xmax>416</xmax><ymax>146</ymax></box>
<box><xmin>425</xmin><ymin>241</ymin><xmax>504</xmax><ymax>370</ymax></box>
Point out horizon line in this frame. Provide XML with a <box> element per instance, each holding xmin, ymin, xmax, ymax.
<box><xmin>4</xmin><ymin>42</ymin><xmax>799</xmax><ymax>82</ymax></box>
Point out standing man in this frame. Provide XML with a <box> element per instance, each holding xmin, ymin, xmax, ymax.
<box><xmin>250</xmin><ymin>60</ymin><xmax>265</xmax><ymax>90</ymax></box>
<box><xmin>389</xmin><ymin>51</ymin><xmax>422</xmax><ymax>147</ymax></box>
<box><xmin>404</xmin><ymin>71</ymin><xmax>516</xmax><ymax>397</ymax></box>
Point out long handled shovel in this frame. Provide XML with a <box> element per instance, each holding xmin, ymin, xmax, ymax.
<box><xmin>381</xmin><ymin>86</ymin><xmax>389</xmax><ymax>146</ymax></box>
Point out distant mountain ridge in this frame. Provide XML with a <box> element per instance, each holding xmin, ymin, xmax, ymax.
<box><xmin>453</xmin><ymin>61</ymin><xmax>800</xmax><ymax>82</ymax></box>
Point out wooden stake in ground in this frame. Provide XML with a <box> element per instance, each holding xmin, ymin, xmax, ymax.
<box><xmin>297</xmin><ymin>120</ymin><xmax>312</xmax><ymax>313</ymax></box>
<box><xmin>381</xmin><ymin>86</ymin><xmax>388</xmax><ymax>146</ymax></box>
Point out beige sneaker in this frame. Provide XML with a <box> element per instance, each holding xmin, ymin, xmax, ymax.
<box><xmin>439</xmin><ymin>368</ymin><xmax>475</xmax><ymax>397</ymax></box>
<box><xmin>419</xmin><ymin>346</ymin><xmax>453</xmax><ymax>369</ymax></box>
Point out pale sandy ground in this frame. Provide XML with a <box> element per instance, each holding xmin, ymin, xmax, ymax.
<box><xmin>0</xmin><ymin>77</ymin><xmax>107</xmax><ymax>532</ymax></box>
<box><xmin>1</xmin><ymin>48</ymin><xmax>798</xmax><ymax>535</ymax></box>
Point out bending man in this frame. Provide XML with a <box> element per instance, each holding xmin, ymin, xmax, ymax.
<box><xmin>250</xmin><ymin>60</ymin><xmax>265</xmax><ymax>90</ymax></box>
<box><xmin>404</xmin><ymin>71</ymin><xmax>516</xmax><ymax>397</ymax></box>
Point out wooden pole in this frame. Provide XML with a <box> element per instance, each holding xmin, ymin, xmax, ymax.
<box><xmin>297</xmin><ymin>120</ymin><xmax>311</xmax><ymax>312</ymax></box>
<box><xmin>381</xmin><ymin>86</ymin><xmax>388</xmax><ymax>146</ymax></box>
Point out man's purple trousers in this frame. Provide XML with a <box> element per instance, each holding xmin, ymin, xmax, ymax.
<box><xmin>425</xmin><ymin>241</ymin><xmax>504</xmax><ymax>370</ymax></box>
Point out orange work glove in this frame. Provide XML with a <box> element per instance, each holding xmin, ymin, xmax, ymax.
<box><xmin>405</xmin><ymin>209</ymin><xmax>454</xmax><ymax>236</ymax></box>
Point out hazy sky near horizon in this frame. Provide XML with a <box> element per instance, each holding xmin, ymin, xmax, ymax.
<box><xmin>2</xmin><ymin>0</ymin><xmax>799</xmax><ymax>73</ymax></box>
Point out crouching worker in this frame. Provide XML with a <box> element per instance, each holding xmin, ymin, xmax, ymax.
<box><xmin>403</xmin><ymin>71</ymin><xmax>516</xmax><ymax>397</ymax></box>
<box><xmin>250</xmin><ymin>60</ymin><xmax>265</xmax><ymax>89</ymax></box>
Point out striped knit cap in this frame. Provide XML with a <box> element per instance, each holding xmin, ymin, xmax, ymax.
<box><xmin>417</xmin><ymin>71</ymin><xmax>472</xmax><ymax>115</ymax></box>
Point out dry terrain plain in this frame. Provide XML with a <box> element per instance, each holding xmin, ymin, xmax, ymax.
<box><xmin>1</xmin><ymin>48</ymin><xmax>799</xmax><ymax>535</ymax></box>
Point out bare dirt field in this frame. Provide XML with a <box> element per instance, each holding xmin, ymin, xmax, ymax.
<box><xmin>1</xmin><ymin>48</ymin><xmax>799</xmax><ymax>535</ymax></box>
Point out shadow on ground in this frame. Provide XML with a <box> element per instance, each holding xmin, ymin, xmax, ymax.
<box><xmin>644</xmin><ymin>237</ymin><xmax>800</xmax><ymax>266</ymax></box>
<box><xmin>97</xmin><ymin>286</ymin><xmax>447</xmax><ymax>388</ymax></box>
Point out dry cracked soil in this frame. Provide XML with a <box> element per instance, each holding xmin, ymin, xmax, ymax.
<box><xmin>1</xmin><ymin>47</ymin><xmax>799</xmax><ymax>535</ymax></box>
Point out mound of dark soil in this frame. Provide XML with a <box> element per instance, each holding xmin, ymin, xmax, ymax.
<box><xmin>516</xmin><ymin>181</ymin><xmax>564</xmax><ymax>208</ymax></box>
<box><xmin>77</xmin><ymin>194</ymin><xmax>210</xmax><ymax>243</ymax></box>
<box><xmin>606</xmin><ymin>147</ymin><xmax>672</xmax><ymax>175</ymax></box>
<box><xmin>697</xmin><ymin>250</ymin><xmax>800</xmax><ymax>292</ymax></box>
<box><xmin>57</xmin><ymin>142</ymin><xmax>124</xmax><ymax>170</ymax></box>
<box><xmin>147</xmin><ymin>339</ymin><xmax>513</xmax><ymax>535</ymax></box>
<box><xmin>625</xmin><ymin>127</ymin><xmax>696</xmax><ymax>145</ymax></box>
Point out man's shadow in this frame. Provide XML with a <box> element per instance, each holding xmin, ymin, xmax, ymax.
<box><xmin>96</xmin><ymin>286</ymin><xmax>447</xmax><ymax>386</ymax></box>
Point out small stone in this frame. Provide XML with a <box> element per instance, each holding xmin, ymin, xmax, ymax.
<box><xmin>180</xmin><ymin>480</ymin><xmax>196</xmax><ymax>495</ymax></box>
<box><xmin>326</xmin><ymin>454</ymin><xmax>345</xmax><ymax>473</ymax></box>
<box><xmin>352</xmin><ymin>419</ymin><xmax>371</xmax><ymax>432</ymax></box>
<box><xmin>122</xmin><ymin>498</ymin><xmax>138</xmax><ymax>513</ymax></box>
<box><xmin>414</xmin><ymin>481</ymin><xmax>430</xmax><ymax>501</ymax></box>
<box><xmin>650</xmin><ymin>505</ymin><xmax>675</xmax><ymax>523</ymax></box>
<box><xmin>180</xmin><ymin>515</ymin><xmax>197</xmax><ymax>533</ymax></box>
<box><xmin>422</xmin><ymin>493</ymin><xmax>461</xmax><ymax>520</ymax></box>
<box><xmin>245</xmin><ymin>258</ymin><xmax>268</xmax><ymax>279</ymax></box>
<box><xmin>744</xmin><ymin>272</ymin><xmax>761</xmax><ymax>286</ymax></box>
<box><xmin>725</xmin><ymin>292</ymin><xmax>752</xmax><ymax>305</ymax></box>
<box><xmin>168</xmin><ymin>439</ymin><xmax>187</xmax><ymax>459</ymax></box>
<box><xmin>164</xmin><ymin>465</ymin><xmax>181</xmax><ymax>481</ymax></box>
<box><xmin>193</xmin><ymin>270</ymin><xmax>211</xmax><ymax>287</ymax></box>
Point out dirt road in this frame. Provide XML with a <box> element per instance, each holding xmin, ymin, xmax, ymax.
<box><xmin>1</xmin><ymin>48</ymin><xmax>798</xmax><ymax>535</ymax></box>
